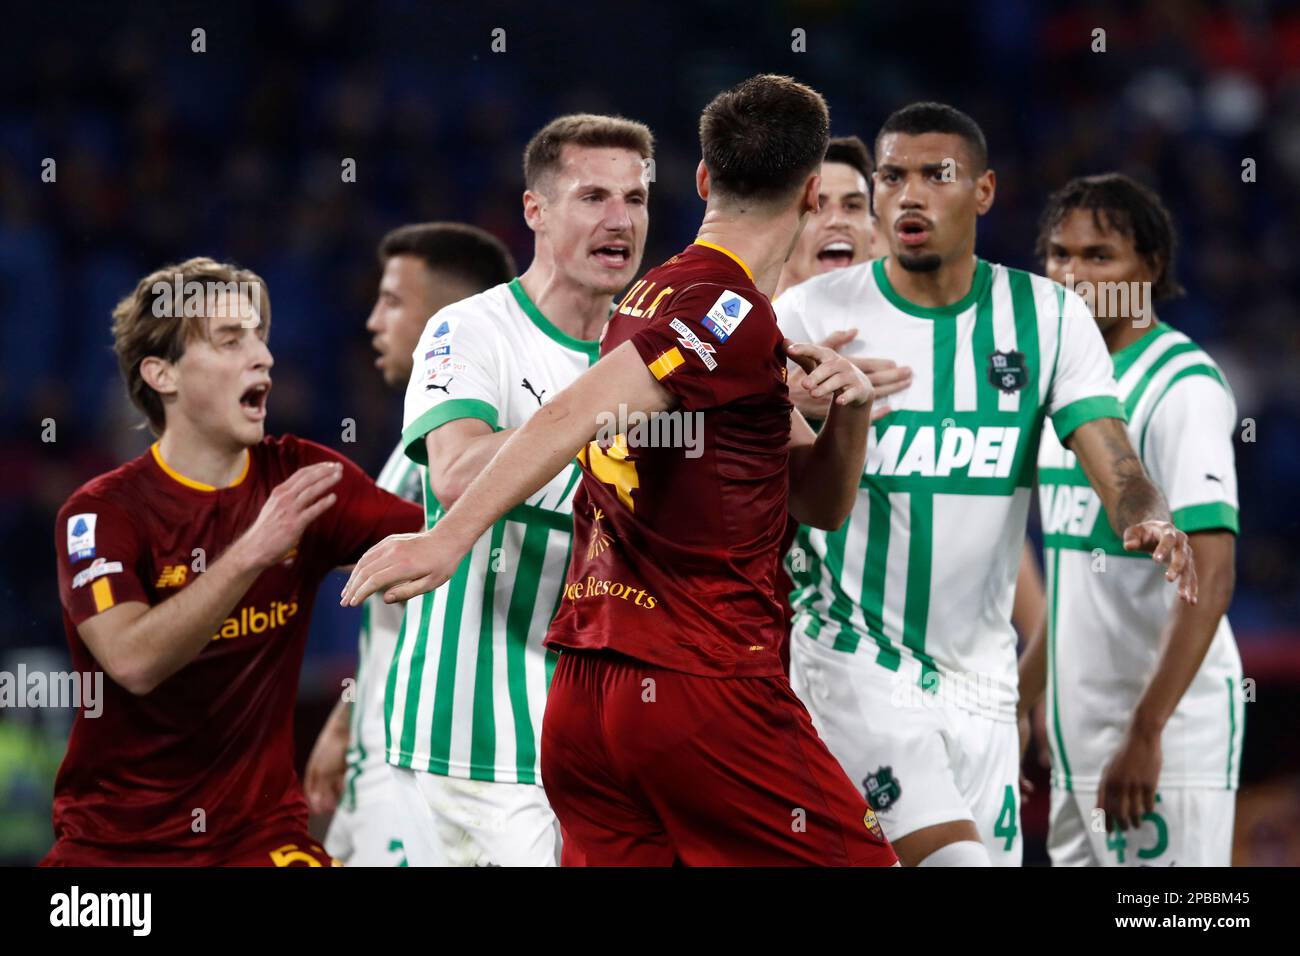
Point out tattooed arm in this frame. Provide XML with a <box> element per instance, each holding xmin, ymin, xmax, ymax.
<box><xmin>1065</xmin><ymin>416</ymin><xmax>1198</xmax><ymax>604</ymax></box>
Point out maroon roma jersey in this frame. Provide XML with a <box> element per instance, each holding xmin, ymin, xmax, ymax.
<box><xmin>545</xmin><ymin>241</ymin><xmax>792</xmax><ymax>678</ymax></box>
<box><xmin>47</xmin><ymin>435</ymin><xmax>422</xmax><ymax>865</ymax></box>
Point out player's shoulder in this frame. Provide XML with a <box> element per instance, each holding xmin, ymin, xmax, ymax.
<box><xmin>1144</xmin><ymin>325</ymin><xmax>1233</xmax><ymax>406</ymax></box>
<box><xmin>781</xmin><ymin>258</ymin><xmax>880</xmax><ymax>308</ymax></box>
<box><xmin>418</xmin><ymin>282</ymin><xmax>515</xmax><ymax>344</ymax></box>
<box><xmin>58</xmin><ymin>448</ymin><xmax>156</xmax><ymax>520</ymax></box>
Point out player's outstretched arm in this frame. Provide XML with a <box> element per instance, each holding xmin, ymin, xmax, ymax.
<box><xmin>341</xmin><ymin>341</ymin><xmax>674</xmax><ymax>608</ymax></box>
<box><xmin>78</xmin><ymin>461</ymin><xmax>344</xmax><ymax>695</ymax></box>
<box><xmin>1066</xmin><ymin>416</ymin><xmax>1197</xmax><ymax>604</ymax></box>
<box><xmin>784</xmin><ymin>339</ymin><xmax>874</xmax><ymax>529</ymax></box>
<box><xmin>1098</xmin><ymin>530</ymin><xmax>1235</xmax><ymax>829</ymax></box>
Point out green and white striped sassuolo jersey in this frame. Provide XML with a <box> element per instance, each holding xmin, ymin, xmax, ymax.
<box><xmin>341</xmin><ymin>441</ymin><xmax>424</xmax><ymax>810</ymax></box>
<box><xmin>1039</xmin><ymin>321</ymin><xmax>1243</xmax><ymax>790</ymax></box>
<box><xmin>776</xmin><ymin>258</ymin><xmax>1123</xmax><ymax>720</ymax></box>
<box><xmin>385</xmin><ymin>280</ymin><xmax>597</xmax><ymax>783</ymax></box>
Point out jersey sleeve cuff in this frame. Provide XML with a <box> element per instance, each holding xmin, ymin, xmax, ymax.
<box><xmin>1172</xmin><ymin>502</ymin><xmax>1239</xmax><ymax>535</ymax></box>
<box><xmin>1051</xmin><ymin>395</ymin><xmax>1126</xmax><ymax>441</ymax></box>
<box><xmin>401</xmin><ymin>399</ymin><xmax>499</xmax><ymax>465</ymax></box>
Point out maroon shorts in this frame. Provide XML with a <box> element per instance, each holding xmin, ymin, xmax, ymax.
<box><xmin>42</xmin><ymin>829</ymin><xmax>336</xmax><ymax>867</ymax></box>
<box><xmin>541</xmin><ymin>649</ymin><xmax>897</xmax><ymax>867</ymax></box>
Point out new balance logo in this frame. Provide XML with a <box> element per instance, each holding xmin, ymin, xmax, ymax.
<box><xmin>155</xmin><ymin>565</ymin><xmax>188</xmax><ymax>588</ymax></box>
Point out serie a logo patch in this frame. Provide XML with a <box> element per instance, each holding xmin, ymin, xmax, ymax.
<box><xmin>987</xmin><ymin>349</ymin><xmax>1028</xmax><ymax>394</ymax></box>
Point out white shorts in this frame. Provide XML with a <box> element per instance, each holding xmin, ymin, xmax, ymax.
<box><xmin>1048</xmin><ymin>787</ymin><xmax>1236</xmax><ymax>866</ymax></box>
<box><xmin>389</xmin><ymin>765</ymin><xmax>559</xmax><ymax>867</ymax></box>
<box><xmin>789</xmin><ymin>630</ymin><xmax>1022</xmax><ymax>865</ymax></box>
<box><xmin>324</xmin><ymin>776</ymin><xmax>411</xmax><ymax>867</ymax></box>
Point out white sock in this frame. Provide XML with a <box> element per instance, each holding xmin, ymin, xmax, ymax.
<box><xmin>916</xmin><ymin>840</ymin><xmax>992</xmax><ymax>867</ymax></box>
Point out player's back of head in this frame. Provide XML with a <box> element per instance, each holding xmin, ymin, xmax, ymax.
<box><xmin>378</xmin><ymin>222</ymin><xmax>516</xmax><ymax>291</ymax></box>
<box><xmin>1035</xmin><ymin>172</ymin><xmax>1184</xmax><ymax>302</ymax></box>
<box><xmin>876</xmin><ymin>101</ymin><xmax>988</xmax><ymax>172</ymax></box>
<box><xmin>699</xmin><ymin>74</ymin><xmax>830</xmax><ymax>207</ymax></box>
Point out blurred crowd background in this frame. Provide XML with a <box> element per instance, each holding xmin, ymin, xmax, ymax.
<box><xmin>1</xmin><ymin>0</ymin><xmax>1298</xmax><ymax>864</ymax></box>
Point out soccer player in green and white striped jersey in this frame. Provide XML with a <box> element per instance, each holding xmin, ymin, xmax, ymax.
<box><xmin>303</xmin><ymin>223</ymin><xmax>516</xmax><ymax>866</ymax></box>
<box><xmin>1017</xmin><ymin>175</ymin><xmax>1242</xmax><ymax>866</ymax></box>
<box><xmin>775</xmin><ymin>104</ymin><xmax>1197</xmax><ymax>867</ymax></box>
<box><xmin>381</xmin><ymin>115</ymin><xmax>652</xmax><ymax>866</ymax></box>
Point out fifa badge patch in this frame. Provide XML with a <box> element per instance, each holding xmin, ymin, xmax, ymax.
<box><xmin>67</xmin><ymin>513</ymin><xmax>97</xmax><ymax>561</ymax></box>
<box><xmin>701</xmin><ymin>290</ymin><xmax>752</xmax><ymax>342</ymax></box>
<box><xmin>987</xmin><ymin>349</ymin><xmax>1028</xmax><ymax>394</ymax></box>
<box><xmin>864</xmin><ymin>765</ymin><xmax>901</xmax><ymax>810</ymax></box>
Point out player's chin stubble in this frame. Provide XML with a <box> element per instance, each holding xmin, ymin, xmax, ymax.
<box><xmin>897</xmin><ymin>251</ymin><xmax>943</xmax><ymax>272</ymax></box>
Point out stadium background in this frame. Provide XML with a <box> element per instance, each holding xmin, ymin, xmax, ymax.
<box><xmin>1</xmin><ymin>0</ymin><xmax>1298</xmax><ymax>865</ymax></box>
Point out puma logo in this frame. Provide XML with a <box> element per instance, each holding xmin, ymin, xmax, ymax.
<box><xmin>522</xmin><ymin>378</ymin><xmax>545</xmax><ymax>406</ymax></box>
<box><xmin>426</xmin><ymin>380</ymin><xmax>451</xmax><ymax>394</ymax></box>
<box><xmin>1205</xmin><ymin>473</ymin><xmax>1223</xmax><ymax>484</ymax></box>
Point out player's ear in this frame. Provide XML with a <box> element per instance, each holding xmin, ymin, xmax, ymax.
<box><xmin>139</xmin><ymin>356</ymin><xmax>178</xmax><ymax>398</ymax></box>
<box><xmin>802</xmin><ymin>171</ymin><xmax>822</xmax><ymax>216</ymax></box>
<box><xmin>522</xmin><ymin>188</ymin><xmax>544</xmax><ymax>233</ymax></box>
<box><xmin>695</xmin><ymin>160</ymin><xmax>710</xmax><ymax>201</ymax></box>
<box><xmin>975</xmin><ymin>168</ymin><xmax>996</xmax><ymax>216</ymax></box>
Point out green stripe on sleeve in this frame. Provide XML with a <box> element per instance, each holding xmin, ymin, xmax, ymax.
<box><xmin>1051</xmin><ymin>395</ymin><xmax>1125</xmax><ymax>441</ymax></box>
<box><xmin>1172</xmin><ymin>502</ymin><xmax>1239</xmax><ymax>535</ymax></box>
<box><xmin>402</xmin><ymin>399</ymin><xmax>499</xmax><ymax>465</ymax></box>
<box><xmin>1123</xmin><ymin>341</ymin><xmax>1202</xmax><ymax>417</ymax></box>
<box><xmin>1137</xmin><ymin>364</ymin><xmax>1229</xmax><ymax>458</ymax></box>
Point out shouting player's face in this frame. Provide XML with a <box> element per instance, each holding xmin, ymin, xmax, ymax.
<box><xmin>1043</xmin><ymin>208</ymin><xmax>1157</xmax><ymax>335</ymax></box>
<box><xmin>367</xmin><ymin>255</ymin><xmax>477</xmax><ymax>387</ymax></box>
<box><xmin>873</xmin><ymin>132</ymin><xmax>994</xmax><ymax>272</ymax></box>
<box><xmin>527</xmin><ymin>145</ymin><xmax>648</xmax><ymax>296</ymax></box>
<box><xmin>168</xmin><ymin>291</ymin><xmax>274</xmax><ymax>448</ymax></box>
<box><xmin>784</xmin><ymin>161</ymin><xmax>873</xmax><ymax>286</ymax></box>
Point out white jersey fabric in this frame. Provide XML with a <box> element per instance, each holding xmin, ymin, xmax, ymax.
<box><xmin>1038</xmin><ymin>321</ymin><xmax>1244</xmax><ymax>794</ymax></box>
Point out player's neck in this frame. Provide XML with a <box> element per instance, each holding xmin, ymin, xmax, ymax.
<box><xmin>517</xmin><ymin>263</ymin><xmax>610</xmax><ymax>342</ymax></box>
<box><xmin>696</xmin><ymin>210</ymin><xmax>800</xmax><ymax>298</ymax></box>
<box><xmin>155</xmin><ymin>425</ymin><xmax>250</xmax><ymax>489</ymax></box>
<box><xmin>883</xmin><ymin>252</ymin><xmax>978</xmax><ymax>309</ymax></box>
<box><xmin>1103</xmin><ymin>312</ymin><xmax>1158</xmax><ymax>354</ymax></box>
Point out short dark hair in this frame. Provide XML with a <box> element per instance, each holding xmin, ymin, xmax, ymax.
<box><xmin>523</xmin><ymin>113</ymin><xmax>654</xmax><ymax>192</ymax></box>
<box><xmin>1035</xmin><ymin>173</ymin><xmax>1184</xmax><ymax>302</ymax></box>
<box><xmin>875</xmin><ymin>102</ymin><xmax>988</xmax><ymax>171</ymax></box>
<box><xmin>825</xmin><ymin>135</ymin><xmax>873</xmax><ymax>182</ymax></box>
<box><xmin>699</xmin><ymin>74</ymin><xmax>830</xmax><ymax>204</ymax></box>
<box><xmin>378</xmin><ymin>222</ymin><xmax>516</xmax><ymax>292</ymax></box>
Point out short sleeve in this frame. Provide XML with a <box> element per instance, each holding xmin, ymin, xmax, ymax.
<box><xmin>1143</xmin><ymin>373</ymin><xmax>1239</xmax><ymax>534</ymax></box>
<box><xmin>630</xmin><ymin>283</ymin><xmax>779</xmax><ymax>410</ymax></box>
<box><xmin>295</xmin><ymin>440</ymin><xmax>425</xmax><ymax>565</ymax></box>
<box><xmin>56</xmin><ymin>497</ymin><xmax>151</xmax><ymax>626</ymax></box>
<box><xmin>774</xmin><ymin>283</ymin><xmax>813</xmax><ymax>345</ymax></box>
<box><xmin>402</xmin><ymin>303</ymin><xmax>504</xmax><ymax>466</ymax></box>
<box><xmin>1048</xmin><ymin>287</ymin><xmax>1125</xmax><ymax>440</ymax></box>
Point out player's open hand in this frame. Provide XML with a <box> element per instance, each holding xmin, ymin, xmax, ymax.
<box><xmin>237</xmin><ymin>461</ymin><xmax>342</xmax><ymax>572</ymax></box>
<box><xmin>784</xmin><ymin>338</ymin><xmax>874</xmax><ymax>409</ymax></box>
<box><xmin>1122</xmin><ymin>519</ymin><xmax>1198</xmax><ymax>604</ymax></box>
<box><xmin>1097</xmin><ymin>728</ymin><xmax>1162</xmax><ymax>832</ymax></box>
<box><xmin>339</xmin><ymin>526</ymin><xmax>455</xmax><ymax>607</ymax></box>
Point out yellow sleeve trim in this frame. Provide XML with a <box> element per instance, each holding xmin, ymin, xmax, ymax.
<box><xmin>91</xmin><ymin>577</ymin><xmax>115</xmax><ymax>613</ymax></box>
<box><xmin>648</xmin><ymin>346</ymin><xmax>685</xmax><ymax>381</ymax></box>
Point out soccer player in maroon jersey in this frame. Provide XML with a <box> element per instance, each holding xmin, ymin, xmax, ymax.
<box><xmin>342</xmin><ymin>75</ymin><xmax>899</xmax><ymax>866</ymax></box>
<box><xmin>45</xmin><ymin>257</ymin><xmax>423</xmax><ymax>866</ymax></box>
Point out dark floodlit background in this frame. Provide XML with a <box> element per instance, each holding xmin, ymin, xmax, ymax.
<box><xmin>1</xmin><ymin>0</ymin><xmax>1297</xmax><ymax>865</ymax></box>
